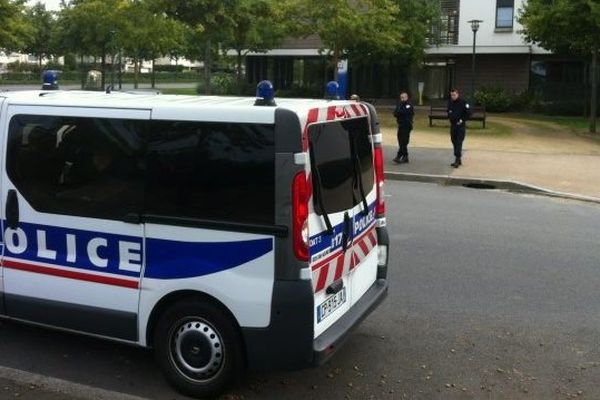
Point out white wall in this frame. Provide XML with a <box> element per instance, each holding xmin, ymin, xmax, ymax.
<box><xmin>458</xmin><ymin>0</ymin><xmax>528</xmax><ymax>47</ymax></box>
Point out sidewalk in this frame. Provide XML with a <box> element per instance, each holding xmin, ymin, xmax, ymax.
<box><xmin>381</xmin><ymin>116</ymin><xmax>600</xmax><ymax>200</ymax></box>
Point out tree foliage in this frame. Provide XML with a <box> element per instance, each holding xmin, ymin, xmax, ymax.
<box><xmin>120</xmin><ymin>0</ymin><xmax>188</xmax><ymax>87</ymax></box>
<box><xmin>288</xmin><ymin>0</ymin><xmax>438</xmax><ymax>78</ymax></box>
<box><xmin>151</xmin><ymin>0</ymin><xmax>237</xmax><ymax>94</ymax></box>
<box><xmin>519</xmin><ymin>0</ymin><xmax>600</xmax><ymax>56</ymax></box>
<box><xmin>55</xmin><ymin>0</ymin><xmax>128</xmax><ymax>87</ymax></box>
<box><xmin>23</xmin><ymin>2</ymin><xmax>56</xmax><ymax>66</ymax></box>
<box><xmin>519</xmin><ymin>0</ymin><xmax>600</xmax><ymax>132</ymax></box>
<box><xmin>220</xmin><ymin>0</ymin><xmax>288</xmax><ymax>92</ymax></box>
<box><xmin>0</xmin><ymin>0</ymin><xmax>32</xmax><ymax>52</ymax></box>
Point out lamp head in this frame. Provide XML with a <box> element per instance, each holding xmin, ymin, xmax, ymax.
<box><xmin>468</xmin><ymin>19</ymin><xmax>483</xmax><ymax>32</ymax></box>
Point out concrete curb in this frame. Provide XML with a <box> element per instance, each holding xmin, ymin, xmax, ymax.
<box><xmin>0</xmin><ymin>366</ymin><xmax>148</xmax><ymax>400</ymax></box>
<box><xmin>385</xmin><ymin>171</ymin><xmax>600</xmax><ymax>205</ymax></box>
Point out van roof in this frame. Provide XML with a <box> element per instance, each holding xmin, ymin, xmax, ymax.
<box><xmin>0</xmin><ymin>90</ymin><xmax>360</xmax><ymax>124</ymax></box>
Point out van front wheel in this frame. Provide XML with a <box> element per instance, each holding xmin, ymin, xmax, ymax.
<box><xmin>154</xmin><ymin>299</ymin><xmax>244</xmax><ymax>398</ymax></box>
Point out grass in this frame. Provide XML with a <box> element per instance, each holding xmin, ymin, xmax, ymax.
<box><xmin>376</xmin><ymin>108</ymin><xmax>513</xmax><ymax>137</ymax></box>
<box><xmin>501</xmin><ymin>112</ymin><xmax>591</xmax><ymax>132</ymax></box>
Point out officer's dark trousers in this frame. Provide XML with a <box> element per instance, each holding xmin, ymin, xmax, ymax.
<box><xmin>450</xmin><ymin>124</ymin><xmax>466</xmax><ymax>158</ymax></box>
<box><xmin>397</xmin><ymin>127</ymin><xmax>411</xmax><ymax>157</ymax></box>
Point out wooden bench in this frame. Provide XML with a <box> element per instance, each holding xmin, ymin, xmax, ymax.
<box><xmin>428</xmin><ymin>104</ymin><xmax>487</xmax><ymax>128</ymax></box>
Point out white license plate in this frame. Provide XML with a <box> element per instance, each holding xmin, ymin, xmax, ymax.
<box><xmin>317</xmin><ymin>287</ymin><xmax>347</xmax><ymax>323</ymax></box>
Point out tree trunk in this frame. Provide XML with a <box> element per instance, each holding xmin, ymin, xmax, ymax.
<box><xmin>38</xmin><ymin>55</ymin><xmax>43</xmax><ymax>69</ymax></box>
<box><xmin>204</xmin><ymin>38</ymin><xmax>212</xmax><ymax>95</ymax></box>
<box><xmin>134</xmin><ymin>58</ymin><xmax>139</xmax><ymax>89</ymax></box>
<box><xmin>101</xmin><ymin>52</ymin><xmax>106</xmax><ymax>90</ymax></box>
<box><xmin>236</xmin><ymin>49</ymin><xmax>243</xmax><ymax>95</ymax></box>
<box><xmin>80</xmin><ymin>54</ymin><xmax>85</xmax><ymax>90</ymax></box>
<box><xmin>591</xmin><ymin>47</ymin><xmax>598</xmax><ymax>134</ymax></box>
<box><xmin>332</xmin><ymin>48</ymin><xmax>340</xmax><ymax>82</ymax></box>
<box><xmin>151</xmin><ymin>59</ymin><xmax>156</xmax><ymax>89</ymax></box>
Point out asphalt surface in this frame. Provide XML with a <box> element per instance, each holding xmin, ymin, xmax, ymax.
<box><xmin>1</xmin><ymin>181</ymin><xmax>600</xmax><ymax>399</ymax></box>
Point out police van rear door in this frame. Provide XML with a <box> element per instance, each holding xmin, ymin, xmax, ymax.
<box><xmin>0</xmin><ymin>97</ymin><xmax>5</xmax><ymax>315</ymax></box>
<box><xmin>1</xmin><ymin>106</ymin><xmax>150</xmax><ymax>341</ymax></box>
<box><xmin>307</xmin><ymin>107</ymin><xmax>378</xmax><ymax>338</ymax></box>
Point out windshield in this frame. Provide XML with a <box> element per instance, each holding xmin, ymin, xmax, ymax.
<box><xmin>308</xmin><ymin>117</ymin><xmax>374</xmax><ymax>216</ymax></box>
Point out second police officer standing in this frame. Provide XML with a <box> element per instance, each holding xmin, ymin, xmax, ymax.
<box><xmin>447</xmin><ymin>88</ymin><xmax>471</xmax><ymax>168</ymax></box>
<box><xmin>393</xmin><ymin>91</ymin><xmax>414</xmax><ymax>164</ymax></box>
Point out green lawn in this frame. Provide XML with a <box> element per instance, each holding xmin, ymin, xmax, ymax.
<box><xmin>501</xmin><ymin>113</ymin><xmax>591</xmax><ymax>133</ymax></box>
<box><xmin>376</xmin><ymin>108</ymin><xmax>512</xmax><ymax>137</ymax></box>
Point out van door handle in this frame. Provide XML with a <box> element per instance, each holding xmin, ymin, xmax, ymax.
<box><xmin>122</xmin><ymin>212</ymin><xmax>142</xmax><ymax>224</ymax></box>
<box><xmin>6</xmin><ymin>189</ymin><xmax>19</xmax><ymax>229</ymax></box>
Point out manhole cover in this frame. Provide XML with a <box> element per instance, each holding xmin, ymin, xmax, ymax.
<box><xmin>463</xmin><ymin>183</ymin><xmax>497</xmax><ymax>190</ymax></box>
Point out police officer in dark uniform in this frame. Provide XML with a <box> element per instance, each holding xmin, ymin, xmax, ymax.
<box><xmin>393</xmin><ymin>91</ymin><xmax>414</xmax><ymax>164</ymax></box>
<box><xmin>447</xmin><ymin>88</ymin><xmax>471</xmax><ymax>168</ymax></box>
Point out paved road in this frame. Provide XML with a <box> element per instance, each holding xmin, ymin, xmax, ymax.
<box><xmin>1</xmin><ymin>182</ymin><xmax>600</xmax><ymax>399</ymax></box>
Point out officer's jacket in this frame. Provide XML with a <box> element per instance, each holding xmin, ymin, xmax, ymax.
<box><xmin>393</xmin><ymin>101</ymin><xmax>414</xmax><ymax>129</ymax></box>
<box><xmin>447</xmin><ymin>98</ymin><xmax>471</xmax><ymax>125</ymax></box>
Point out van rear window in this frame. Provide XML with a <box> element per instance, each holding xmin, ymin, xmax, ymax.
<box><xmin>308</xmin><ymin>117</ymin><xmax>374</xmax><ymax>215</ymax></box>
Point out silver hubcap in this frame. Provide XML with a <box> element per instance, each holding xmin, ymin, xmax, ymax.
<box><xmin>170</xmin><ymin>319</ymin><xmax>224</xmax><ymax>381</ymax></box>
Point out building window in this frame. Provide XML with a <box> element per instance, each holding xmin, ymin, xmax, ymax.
<box><xmin>428</xmin><ymin>0</ymin><xmax>460</xmax><ymax>46</ymax></box>
<box><xmin>496</xmin><ymin>0</ymin><xmax>514</xmax><ymax>28</ymax></box>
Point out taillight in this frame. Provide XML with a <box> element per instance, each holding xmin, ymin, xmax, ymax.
<box><xmin>292</xmin><ymin>171</ymin><xmax>310</xmax><ymax>261</ymax></box>
<box><xmin>374</xmin><ymin>146</ymin><xmax>385</xmax><ymax>216</ymax></box>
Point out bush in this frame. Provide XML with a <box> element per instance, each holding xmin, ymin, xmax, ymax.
<box><xmin>7</xmin><ymin>61</ymin><xmax>40</xmax><ymax>74</ymax></box>
<box><xmin>153</xmin><ymin>64</ymin><xmax>185</xmax><ymax>73</ymax></box>
<box><xmin>473</xmin><ymin>87</ymin><xmax>513</xmax><ymax>112</ymax></box>
<box><xmin>277</xmin><ymin>84</ymin><xmax>322</xmax><ymax>99</ymax></box>
<box><xmin>196</xmin><ymin>72</ymin><xmax>237</xmax><ymax>95</ymax></box>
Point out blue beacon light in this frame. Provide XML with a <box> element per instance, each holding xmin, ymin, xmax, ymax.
<box><xmin>325</xmin><ymin>81</ymin><xmax>340</xmax><ymax>100</ymax></box>
<box><xmin>254</xmin><ymin>80</ymin><xmax>276</xmax><ymax>106</ymax></box>
<box><xmin>42</xmin><ymin>70</ymin><xmax>59</xmax><ymax>90</ymax></box>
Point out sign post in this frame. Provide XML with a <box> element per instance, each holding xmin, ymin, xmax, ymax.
<box><xmin>337</xmin><ymin>60</ymin><xmax>348</xmax><ymax>100</ymax></box>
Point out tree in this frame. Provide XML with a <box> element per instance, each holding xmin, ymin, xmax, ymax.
<box><xmin>56</xmin><ymin>0</ymin><xmax>127</xmax><ymax>89</ymax></box>
<box><xmin>23</xmin><ymin>2</ymin><xmax>55</xmax><ymax>67</ymax></box>
<box><xmin>152</xmin><ymin>0</ymin><xmax>237</xmax><ymax>94</ymax></box>
<box><xmin>289</xmin><ymin>0</ymin><xmax>404</xmax><ymax>81</ymax></box>
<box><xmin>221</xmin><ymin>0</ymin><xmax>288</xmax><ymax>93</ymax></box>
<box><xmin>0</xmin><ymin>0</ymin><xmax>32</xmax><ymax>52</ymax></box>
<box><xmin>519</xmin><ymin>0</ymin><xmax>600</xmax><ymax>133</ymax></box>
<box><xmin>121</xmin><ymin>0</ymin><xmax>188</xmax><ymax>88</ymax></box>
<box><xmin>345</xmin><ymin>0</ymin><xmax>439</xmax><ymax>83</ymax></box>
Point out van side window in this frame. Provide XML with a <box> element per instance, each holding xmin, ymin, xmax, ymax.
<box><xmin>7</xmin><ymin>116</ymin><xmax>275</xmax><ymax>225</ymax></box>
<box><xmin>7</xmin><ymin>115</ymin><xmax>145</xmax><ymax>220</ymax></box>
<box><xmin>143</xmin><ymin>121</ymin><xmax>275</xmax><ymax>225</ymax></box>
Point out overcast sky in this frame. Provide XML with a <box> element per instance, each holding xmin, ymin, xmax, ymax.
<box><xmin>29</xmin><ymin>0</ymin><xmax>63</xmax><ymax>11</ymax></box>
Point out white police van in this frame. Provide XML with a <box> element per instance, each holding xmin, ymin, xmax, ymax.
<box><xmin>0</xmin><ymin>85</ymin><xmax>389</xmax><ymax>398</ymax></box>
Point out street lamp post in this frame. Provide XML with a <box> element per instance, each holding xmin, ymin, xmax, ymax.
<box><xmin>468</xmin><ymin>19</ymin><xmax>483</xmax><ymax>101</ymax></box>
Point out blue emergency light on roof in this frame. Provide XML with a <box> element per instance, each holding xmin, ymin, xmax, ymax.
<box><xmin>325</xmin><ymin>81</ymin><xmax>340</xmax><ymax>100</ymax></box>
<box><xmin>254</xmin><ymin>80</ymin><xmax>276</xmax><ymax>106</ymax></box>
<box><xmin>41</xmin><ymin>70</ymin><xmax>59</xmax><ymax>90</ymax></box>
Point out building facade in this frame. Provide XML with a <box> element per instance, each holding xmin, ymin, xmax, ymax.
<box><xmin>424</xmin><ymin>0</ymin><xmax>551</xmax><ymax>99</ymax></box>
<box><xmin>244</xmin><ymin>0</ymin><xmax>588</xmax><ymax>105</ymax></box>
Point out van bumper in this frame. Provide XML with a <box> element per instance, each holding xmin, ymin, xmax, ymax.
<box><xmin>312</xmin><ymin>277</ymin><xmax>388</xmax><ymax>366</ymax></box>
<box><xmin>242</xmin><ymin>277</ymin><xmax>388</xmax><ymax>371</ymax></box>
<box><xmin>242</xmin><ymin>227</ymin><xmax>389</xmax><ymax>371</ymax></box>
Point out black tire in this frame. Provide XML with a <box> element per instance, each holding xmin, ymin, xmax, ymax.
<box><xmin>153</xmin><ymin>298</ymin><xmax>244</xmax><ymax>399</ymax></box>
